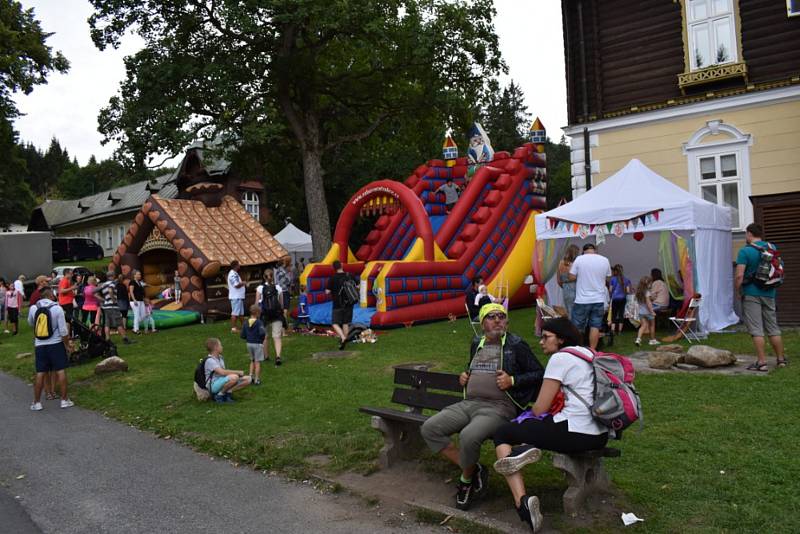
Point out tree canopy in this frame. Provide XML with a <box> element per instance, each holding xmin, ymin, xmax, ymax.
<box><xmin>89</xmin><ymin>0</ymin><xmax>505</xmax><ymax>258</ymax></box>
<box><xmin>0</xmin><ymin>0</ymin><xmax>69</xmax><ymax>228</ymax></box>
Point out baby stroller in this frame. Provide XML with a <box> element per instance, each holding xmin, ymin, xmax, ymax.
<box><xmin>69</xmin><ymin>318</ymin><xmax>117</xmax><ymax>365</ymax></box>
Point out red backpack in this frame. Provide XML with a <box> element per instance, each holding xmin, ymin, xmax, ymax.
<box><xmin>560</xmin><ymin>348</ymin><xmax>642</xmax><ymax>438</ymax></box>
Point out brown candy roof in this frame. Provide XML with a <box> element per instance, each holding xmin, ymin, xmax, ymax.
<box><xmin>154</xmin><ymin>195</ymin><xmax>288</xmax><ymax>267</ymax></box>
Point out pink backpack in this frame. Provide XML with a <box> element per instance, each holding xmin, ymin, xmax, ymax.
<box><xmin>560</xmin><ymin>348</ymin><xmax>642</xmax><ymax>438</ymax></box>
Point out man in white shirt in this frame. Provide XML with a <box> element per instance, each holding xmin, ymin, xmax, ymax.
<box><xmin>568</xmin><ymin>243</ymin><xmax>611</xmax><ymax>350</ymax></box>
<box><xmin>27</xmin><ymin>287</ymin><xmax>74</xmax><ymax>411</ymax></box>
<box><xmin>227</xmin><ymin>260</ymin><xmax>246</xmax><ymax>333</ymax></box>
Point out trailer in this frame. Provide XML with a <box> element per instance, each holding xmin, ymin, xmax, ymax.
<box><xmin>0</xmin><ymin>232</ymin><xmax>53</xmax><ymax>294</ymax></box>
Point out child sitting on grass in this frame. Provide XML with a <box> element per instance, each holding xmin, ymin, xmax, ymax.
<box><xmin>240</xmin><ymin>304</ymin><xmax>266</xmax><ymax>385</ymax></box>
<box><xmin>635</xmin><ymin>276</ymin><xmax>659</xmax><ymax>347</ymax></box>
<box><xmin>204</xmin><ymin>338</ymin><xmax>251</xmax><ymax>403</ymax></box>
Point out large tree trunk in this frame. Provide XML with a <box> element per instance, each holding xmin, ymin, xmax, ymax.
<box><xmin>301</xmin><ymin>146</ymin><xmax>332</xmax><ymax>261</ymax></box>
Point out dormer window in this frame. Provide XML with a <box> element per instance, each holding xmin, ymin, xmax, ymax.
<box><xmin>146</xmin><ymin>181</ymin><xmax>162</xmax><ymax>193</ymax></box>
<box><xmin>687</xmin><ymin>0</ymin><xmax>737</xmax><ymax>70</ymax></box>
<box><xmin>78</xmin><ymin>200</ymin><xmax>93</xmax><ymax>212</ymax></box>
<box><xmin>242</xmin><ymin>191</ymin><xmax>259</xmax><ymax>221</ymax></box>
<box><xmin>108</xmin><ymin>191</ymin><xmax>123</xmax><ymax>205</ymax></box>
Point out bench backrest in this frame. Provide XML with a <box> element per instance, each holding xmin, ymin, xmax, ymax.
<box><xmin>391</xmin><ymin>367</ymin><xmax>462</xmax><ymax>413</ymax></box>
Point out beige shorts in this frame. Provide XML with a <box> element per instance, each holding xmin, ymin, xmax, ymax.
<box><xmin>267</xmin><ymin>319</ymin><xmax>283</xmax><ymax>338</ymax></box>
<box><xmin>742</xmin><ymin>295</ymin><xmax>781</xmax><ymax>337</ymax></box>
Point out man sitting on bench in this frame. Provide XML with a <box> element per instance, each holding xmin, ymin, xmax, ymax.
<box><xmin>420</xmin><ymin>303</ymin><xmax>544</xmax><ymax>510</ymax></box>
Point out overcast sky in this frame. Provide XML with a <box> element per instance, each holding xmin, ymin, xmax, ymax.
<box><xmin>13</xmin><ymin>0</ymin><xmax>567</xmax><ymax>167</ymax></box>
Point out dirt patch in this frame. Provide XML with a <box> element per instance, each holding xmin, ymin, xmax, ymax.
<box><xmin>627</xmin><ymin>351</ymin><xmax>775</xmax><ymax>376</ymax></box>
<box><xmin>327</xmin><ymin>459</ymin><xmax>627</xmax><ymax>533</ymax></box>
<box><xmin>311</xmin><ymin>350</ymin><xmax>358</xmax><ymax>361</ymax></box>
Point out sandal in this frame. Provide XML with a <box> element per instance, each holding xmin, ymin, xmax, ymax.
<box><xmin>746</xmin><ymin>361</ymin><xmax>768</xmax><ymax>372</ymax></box>
<box><xmin>777</xmin><ymin>358</ymin><xmax>788</xmax><ymax>368</ymax></box>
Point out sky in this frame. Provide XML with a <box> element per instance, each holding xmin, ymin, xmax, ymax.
<box><xmin>13</xmin><ymin>0</ymin><xmax>568</xmax><ymax>167</ymax></box>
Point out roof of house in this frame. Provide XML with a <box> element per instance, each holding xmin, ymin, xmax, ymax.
<box><xmin>151</xmin><ymin>195</ymin><xmax>287</xmax><ymax>267</ymax></box>
<box><xmin>33</xmin><ymin>173</ymin><xmax>177</xmax><ymax>230</ymax></box>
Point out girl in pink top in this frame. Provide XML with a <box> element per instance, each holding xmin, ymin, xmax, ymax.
<box><xmin>82</xmin><ymin>277</ymin><xmax>100</xmax><ymax>324</ymax></box>
<box><xmin>5</xmin><ymin>284</ymin><xmax>20</xmax><ymax>335</ymax></box>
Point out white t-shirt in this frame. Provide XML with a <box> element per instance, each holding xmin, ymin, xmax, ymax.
<box><xmin>227</xmin><ymin>270</ymin><xmax>245</xmax><ymax>300</ymax></box>
<box><xmin>27</xmin><ymin>299</ymin><xmax>69</xmax><ymax>347</ymax></box>
<box><xmin>14</xmin><ymin>279</ymin><xmax>25</xmax><ymax>298</ymax></box>
<box><xmin>569</xmin><ymin>253</ymin><xmax>611</xmax><ymax>304</ymax></box>
<box><xmin>544</xmin><ymin>347</ymin><xmax>606</xmax><ymax>435</ymax></box>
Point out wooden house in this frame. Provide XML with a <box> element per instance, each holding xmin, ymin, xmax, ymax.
<box><xmin>561</xmin><ymin>0</ymin><xmax>800</xmax><ymax>322</ymax></box>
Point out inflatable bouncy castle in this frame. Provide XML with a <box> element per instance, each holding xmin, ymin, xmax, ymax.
<box><xmin>300</xmin><ymin>119</ymin><xmax>549</xmax><ymax>327</ymax></box>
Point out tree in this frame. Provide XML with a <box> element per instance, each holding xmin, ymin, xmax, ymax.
<box><xmin>0</xmin><ymin>1</ymin><xmax>69</xmax><ymax>119</ymax></box>
<box><xmin>545</xmin><ymin>138</ymin><xmax>572</xmax><ymax>209</ymax></box>
<box><xmin>0</xmin><ymin>118</ymin><xmax>35</xmax><ymax>228</ymax></box>
<box><xmin>480</xmin><ymin>81</ymin><xmax>530</xmax><ymax>151</ymax></box>
<box><xmin>88</xmin><ymin>0</ymin><xmax>504</xmax><ymax>259</ymax></box>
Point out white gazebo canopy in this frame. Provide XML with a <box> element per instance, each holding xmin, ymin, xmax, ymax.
<box><xmin>534</xmin><ymin>159</ymin><xmax>738</xmax><ymax>333</ymax></box>
<box><xmin>274</xmin><ymin>222</ymin><xmax>313</xmax><ymax>263</ymax></box>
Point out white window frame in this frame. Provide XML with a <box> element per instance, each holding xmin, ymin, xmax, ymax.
<box><xmin>685</xmin><ymin>0</ymin><xmax>738</xmax><ymax>71</ymax></box>
<box><xmin>95</xmin><ymin>230</ymin><xmax>101</xmax><ymax>246</ymax></box>
<box><xmin>242</xmin><ymin>191</ymin><xmax>260</xmax><ymax>221</ymax></box>
<box><xmin>106</xmin><ymin>228</ymin><xmax>113</xmax><ymax>250</ymax></box>
<box><xmin>118</xmin><ymin>225</ymin><xmax>125</xmax><ymax>247</ymax></box>
<box><xmin>683</xmin><ymin>120</ymin><xmax>753</xmax><ymax>231</ymax></box>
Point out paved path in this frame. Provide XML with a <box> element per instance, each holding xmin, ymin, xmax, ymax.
<box><xmin>0</xmin><ymin>372</ymin><xmax>435</xmax><ymax>534</ymax></box>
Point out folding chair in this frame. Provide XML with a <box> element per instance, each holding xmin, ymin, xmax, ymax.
<box><xmin>669</xmin><ymin>296</ymin><xmax>702</xmax><ymax>343</ymax></box>
<box><xmin>536</xmin><ymin>298</ymin><xmax>562</xmax><ymax>321</ymax></box>
<box><xmin>465</xmin><ymin>302</ymin><xmax>481</xmax><ymax>336</ymax></box>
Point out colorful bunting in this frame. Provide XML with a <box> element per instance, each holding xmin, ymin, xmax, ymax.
<box><xmin>546</xmin><ymin>209</ymin><xmax>664</xmax><ymax>238</ymax></box>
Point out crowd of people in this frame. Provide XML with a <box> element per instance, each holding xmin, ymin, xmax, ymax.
<box><xmin>554</xmin><ymin>243</ymin><xmax>675</xmax><ymax>349</ymax></box>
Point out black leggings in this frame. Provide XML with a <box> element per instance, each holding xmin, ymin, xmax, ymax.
<box><xmin>493</xmin><ymin>415</ymin><xmax>608</xmax><ymax>454</ymax></box>
<box><xmin>611</xmin><ymin>299</ymin><xmax>626</xmax><ymax>325</ymax></box>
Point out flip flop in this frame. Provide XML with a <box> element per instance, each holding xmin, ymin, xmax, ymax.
<box><xmin>777</xmin><ymin>358</ymin><xmax>788</xmax><ymax>368</ymax></box>
<box><xmin>746</xmin><ymin>361</ymin><xmax>768</xmax><ymax>372</ymax></box>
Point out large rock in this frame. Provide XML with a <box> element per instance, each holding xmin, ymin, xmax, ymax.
<box><xmin>94</xmin><ymin>356</ymin><xmax>128</xmax><ymax>374</ymax></box>
<box><xmin>648</xmin><ymin>352</ymin><xmax>681</xmax><ymax>369</ymax></box>
<box><xmin>684</xmin><ymin>345</ymin><xmax>736</xmax><ymax>368</ymax></box>
<box><xmin>193</xmin><ymin>382</ymin><xmax>210</xmax><ymax>401</ymax></box>
<box><xmin>656</xmin><ymin>344</ymin><xmax>684</xmax><ymax>353</ymax></box>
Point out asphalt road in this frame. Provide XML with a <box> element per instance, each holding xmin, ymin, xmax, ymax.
<box><xmin>0</xmin><ymin>372</ymin><xmax>435</xmax><ymax>534</ymax></box>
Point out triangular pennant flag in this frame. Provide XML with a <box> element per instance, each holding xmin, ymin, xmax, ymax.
<box><xmin>572</xmin><ymin>223</ymin><xmax>579</xmax><ymax>234</ymax></box>
<box><xmin>624</xmin><ymin>220</ymin><xmax>630</xmax><ymax>229</ymax></box>
<box><xmin>606</xmin><ymin>223</ymin><xmax>613</xmax><ymax>232</ymax></box>
<box><xmin>654</xmin><ymin>211</ymin><xmax>660</xmax><ymax>221</ymax></box>
<box><xmin>589</xmin><ymin>224</ymin><xmax>595</xmax><ymax>233</ymax></box>
<box><xmin>640</xmin><ymin>215</ymin><xmax>647</xmax><ymax>225</ymax></box>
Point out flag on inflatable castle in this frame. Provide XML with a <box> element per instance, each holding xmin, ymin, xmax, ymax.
<box><xmin>442</xmin><ymin>135</ymin><xmax>458</xmax><ymax>167</ymax></box>
<box><xmin>529</xmin><ymin>118</ymin><xmax>546</xmax><ymax>144</ymax></box>
<box><xmin>467</xmin><ymin>123</ymin><xmax>494</xmax><ymax>166</ymax></box>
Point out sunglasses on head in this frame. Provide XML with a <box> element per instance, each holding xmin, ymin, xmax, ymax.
<box><xmin>484</xmin><ymin>313</ymin><xmax>507</xmax><ymax>321</ymax></box>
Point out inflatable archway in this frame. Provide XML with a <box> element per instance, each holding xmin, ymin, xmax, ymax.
<box><xmin>332</xmin><ymin>180</ymin><xmax>435</xmax><ymax>262</ymax></box>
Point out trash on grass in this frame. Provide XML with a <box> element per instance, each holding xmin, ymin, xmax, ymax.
<box><xmin>621</xmin><ymin>512</ymin><xmax>644</xmax><ymax>526</ymax></box>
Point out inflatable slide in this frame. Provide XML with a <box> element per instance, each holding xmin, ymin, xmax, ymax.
<box><xmin>300</xmin><ymin>119</ymin><xmax>549</xmax><ymax>327</ymax></box>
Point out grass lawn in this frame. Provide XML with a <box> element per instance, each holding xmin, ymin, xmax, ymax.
<box><xmin>1</xmin><ymin>308</ymin><xmax>797</xmax><ymax>533</ymax></box>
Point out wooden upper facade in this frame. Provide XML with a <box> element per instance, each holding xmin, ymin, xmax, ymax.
<box><xmin>562</xmin><ymin>0</ymin><xmax>800</xmax><ymax>125</ymax></box>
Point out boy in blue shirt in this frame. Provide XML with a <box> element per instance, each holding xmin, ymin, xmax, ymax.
<box><xmin>240</xmin><ymin>304</ymin><xmax>266</xmax><ymax>385</ymax></box>
<box><xmin>296</xmin><ymin>285</ymin><xmax>310</xmax><ymax>330</ymax></box>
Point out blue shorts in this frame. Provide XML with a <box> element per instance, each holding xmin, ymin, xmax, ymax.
<box><xmin>35</xmin><ymin>343</ymin><xmax>68</xmax><ymax>373</ymax></box>
<box><xmin>210</xmin><ymin>376</ymin><xmax>231</xmax><ymax>394</ymax></box>
<box><xmin>230</xmin><ymin>299</ymin><xmax>245</xmax><ymax>317</ymax></box>
<box><xmin>571</xmin><ymin>302</ymin><xmax>605</xmax><ymax>330</ymax></box>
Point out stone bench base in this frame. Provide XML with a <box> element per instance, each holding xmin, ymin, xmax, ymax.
<box><xmin>552</xmin><ymin>450</ymin><xmax>615</xmax><ymax>517</ymax></box>
<box><xmin>369</xmin><ymin>415</ymin><xmax>427</xmax><ymax>469</ymax></box>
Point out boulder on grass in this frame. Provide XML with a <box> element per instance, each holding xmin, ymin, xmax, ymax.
<box><xmin>193</xmin><ymin>382</ymin><xmax>211</xmax><ymax>401</ymax></box>
<box><xmin>656</xmin><ymin>344</ymin><xmax>684</xmax><ymax>353</ymax></box>
<box><xmin>684</xmin><ymin>345</ymin><xmax>736</xmax><ymax>368</ymax></box>
<box><xmin>648</xmin><ymin>352</ymin><xmax>681</xmax><ymax>370</ymax></box>
<box><xmin>94</xmin><ymin>356</ymin><xmax>128</xmax><ymax>374</ymax></box>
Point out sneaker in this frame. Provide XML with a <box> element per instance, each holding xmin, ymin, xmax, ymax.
<box><xmin>493</xmin><ymin>446</ymin><xmax>542</xmax><ymax>476</ymax></box>
<box><xmin>60</xmin><ymin>399</ymin><xmax>74</xmax><ymax>409</ymax></box>
<box><xmin>517</xmin><ymin>495</ymin><xmax>543</xmax><ymax>532</ymax></box>
<box><xmin>30</xmin><ymin>402</ymin><xmax>43</xmax><ymax>411</ymax></box>
<box><xmin>224</xmin><ymin>393</ymin><xmax>235</xmax><ymax>403</ymax></box>
<box><xmin>3</xmin><ymin>329</ymin><xmax>9</xmax><ymax>334</ymax></box>
<box><xmin>472</xmin><ymin>463</ymin><xmax>489</xmax><ymax>496</ymax></box>
<box><xmin>253</xmin><ymin>379</ymin><xmax>261</xmax><ymax>386</ymax></box>
<box><xmin>635</xmin><ymin>338</ymin><xmax>641</xmax><ymax>347</ymax></box>
<box><xmin>648</xmin><ymin>339</ymin><xmax>661</xmax><ymax>346</ymax></box>
<box><xmin>214</xmin><ymin>393</ymin><xmax>227</xmax><ymax>403</ymax></box>
<box><xmin>275</xmin><ymin>357</ymin><xmax>282</xmax><ymax>367</ymax></box>
<box><xmin>455</xmin><ymin>479</ymin><xmax>473</xmax><ymax>510</ymax></box>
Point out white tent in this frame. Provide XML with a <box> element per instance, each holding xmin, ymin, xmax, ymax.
<box><xmin>534</xmin><ymin>159</ymin><xmax>738</xmax><ymax>332</ymax></box>
<box><xmin>274</xmin><ymin>223</ymin><xmax>313</xmax><ymax>265</ymax></box>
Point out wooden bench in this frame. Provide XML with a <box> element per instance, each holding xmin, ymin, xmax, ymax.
<box><xmin>359</xmin><ymin>364</ymin><xmax>462</xmax><ymax>469</ymax></box>
<box><xmin>360</xmin><ymin>364</ymin><xmax>620</xmax><ymax>515</ymax></box>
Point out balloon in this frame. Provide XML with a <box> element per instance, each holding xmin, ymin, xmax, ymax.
<box><xmin>633</xmin><ymin>231</ymin><xmax>644</xmax><ymax>242</ymax></box>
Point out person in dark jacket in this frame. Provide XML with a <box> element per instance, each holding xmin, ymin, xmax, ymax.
<box><xmin>465</xmin><ymin>276</ymin><xmax>483</xmax><ymax>320</ymax></box>
<box><xmin>240</xmin><ymin>304</ymin><xmax>267</xmax><ymax>385</ymax></box>
<box><xmin>420</xmin><ymin>303</ymin><xmax>544</xmax><ymax>511</ymax></box>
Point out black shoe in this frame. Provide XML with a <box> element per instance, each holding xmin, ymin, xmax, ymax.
<box><xmin>338</xmin><ymin>339</ymin><xmax>347</xmax><ymax>350</ymax></box>
<box><xmin>517</xmin><ymin>494</ymin><xmax>543</xmax><ymax>532</ymax></box>
<box><xmin>472</xmin><ymin>463</ymin><xmax>489</xmax><ymax>496</ymax></box>
<box><xmin>455</xmin><ymin>479</ymin><xmax>473</xmax><ymax>510</ymax></box>
<box><xmin>275</xmin><ymin>357</ymin><xmax>282</xmax><ymax>367</ymax></box>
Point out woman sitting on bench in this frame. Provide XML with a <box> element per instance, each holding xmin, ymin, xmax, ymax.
<box><xmin>490</xmin><ymin>317</ymin><xmax>609</xmax><ymax>532</ymax></box>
